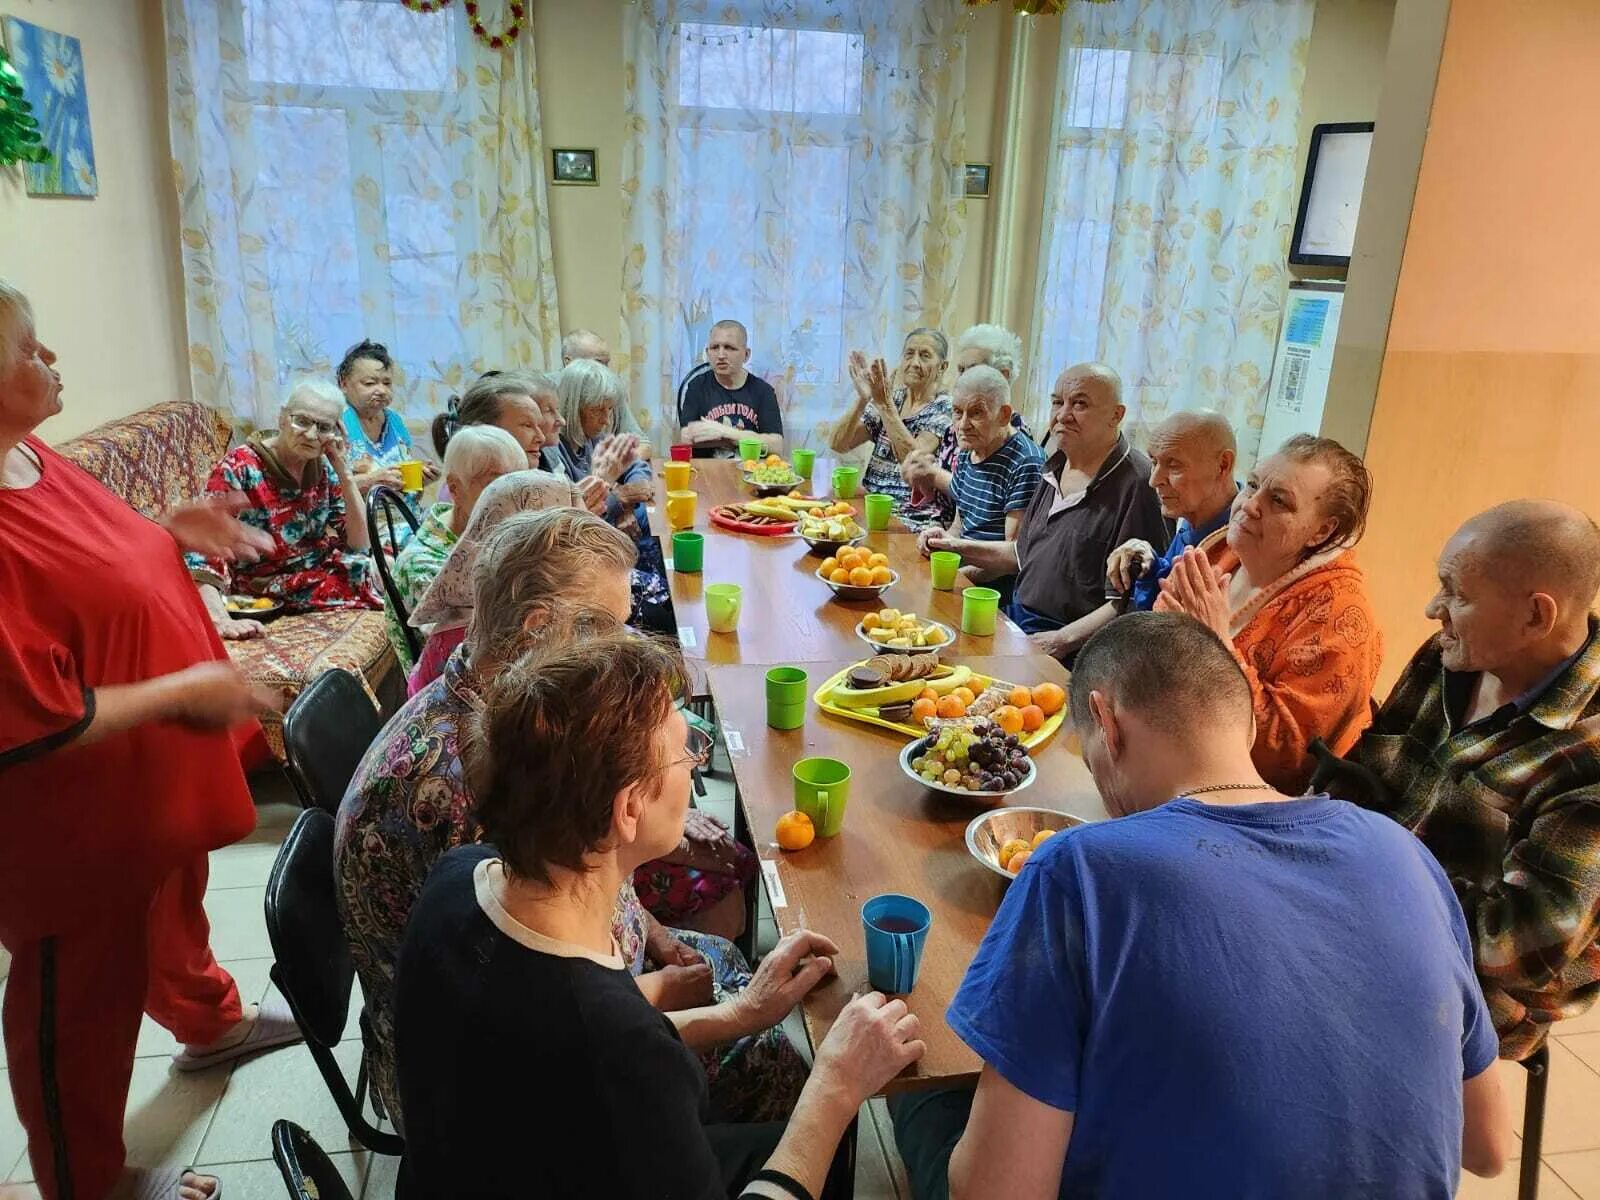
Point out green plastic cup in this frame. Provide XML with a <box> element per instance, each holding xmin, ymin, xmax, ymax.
<box><xmin>864</xmin><ymin>493</ymin><xmax>893</xmax><ymax>531</ymax></box>
<box><xmin>960</xmin><ymin>586</ymin><xmax>1002</xmax><ymax>636</ymax></box>
<box><xmin>929</xmin><ymin>550</ymin><xmax>961</xmax><ymax>591</ymax></box>
<box><xmin>792</xmin><ymin>448</ymin><xmax>816</xmax><ymax>480</ymax></box>
<box><xmin>793</xmin><ymin>756</ymin><xmax>851</xmax><ymax>837</ymax></box>
<box><xmin>832</xmin><ymin>466</ymin><xmax>861</xmax><ymax>499</ymax></box>
<box><xmin>671</xmin><ymin>531</ymin><xmax>704</xmax><ymax>573</ymax></box>
<box><xmin>767</xmin><ymin>666</ymin><xmax>809</xmax><ymax>732</ymax></box>
<box><xmin>705</xmin><ymin>583</ymin><xmax>743</xmax><ymax>633</ymax></box>
<box><xmin>739</xmin><ymin>437</ymin><xmax>763</xmax><ymax>462</ymax></box>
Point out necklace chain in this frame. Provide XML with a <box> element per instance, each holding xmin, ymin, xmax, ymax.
<box><xmin>1182</xmin><ymin>782</ymin><xmax>1274</xmax><ymax>797</ymax></box>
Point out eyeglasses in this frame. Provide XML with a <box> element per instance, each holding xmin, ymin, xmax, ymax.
<box><xmin>286</xmin><ymin>411</ymin><xmax>340</xmax><ymax>437</ymax></box>
<box><xmin>661</xmin><ymin>724</ymin><xmax>714</xmax><ymax>773</ymax></box>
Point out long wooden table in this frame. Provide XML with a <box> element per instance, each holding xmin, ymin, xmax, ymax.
<box><xmin>652</xmin><ymin>459</ymin><xmax>1035</xmax><ymax>664</ymax></box>
<box><xmin>707</xmin><ymin>658</ymin><xmax>1106</xmax><ymax>1092</ymax></box>
<box><xmin>647</xmin><ymin>457</ymin><xmax>1104</xmax><ymax>1091</ymax></box>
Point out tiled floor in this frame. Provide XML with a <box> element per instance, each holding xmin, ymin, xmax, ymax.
<box><xmin>2</xmin><ymin>762</ymin><xmax>1598</xmax><ymax>1199</ymax></box>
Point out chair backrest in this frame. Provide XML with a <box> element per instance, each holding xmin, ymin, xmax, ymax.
<box><xmin>282</xmin><ymin>667</ymin><xmax>386</xmax><ymax>814</ymax></box>
<box><xmin>264</xmin><ymin>808</ymin><xmax>354</xmax><ymax>1049</ymax></box>
<box><xmin>367</xmin><ymin>485</ymin><xmax>424</xmax><ymax>660</ymax></box>
<box><xmin>271</xmin><ymin>1119</ymin><xmax>358</xmax><ymax>1200</ymax></box>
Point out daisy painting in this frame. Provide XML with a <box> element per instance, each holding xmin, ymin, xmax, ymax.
<box><xmin>2</xmin><ymin>17</ymin><xmax>96</xmax><ymax>197</ymax></box>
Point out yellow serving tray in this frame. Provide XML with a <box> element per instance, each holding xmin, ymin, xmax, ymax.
<box><xmin>812</xmin><ymin>662</ymin><xmax>1065</xmax><ymax>753</ymax></box>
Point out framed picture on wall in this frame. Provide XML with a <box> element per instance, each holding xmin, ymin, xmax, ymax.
<box><xmin>551</xmin><ymin>148</ymin><xmax>597</xmax><ymax>186</ymax></box>
<box><xmin>964</xmin><ymin>162</ymin><xmax>992</xmax><ymax>199</ymax></box>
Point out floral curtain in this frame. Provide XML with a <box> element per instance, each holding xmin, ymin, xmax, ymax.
<box><xmin>1028</xmin><ymin>0</ymin><xmax>1314</xmax><ymax>464</ymax></box>
<box><xmin>163</xmin><ymin>0</ymin><xmax>561</xmax><ymax>429</ymax></box>
<box><xmin>619</xmin><ymin>0</ymin><xmax>968</xmax><ymax>448</ymax></box>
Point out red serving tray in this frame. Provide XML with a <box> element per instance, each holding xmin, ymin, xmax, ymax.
<box><xmin>709</xmin><ymin>506</ymin><xmax>797</xmax><ymax>537</ymax></box>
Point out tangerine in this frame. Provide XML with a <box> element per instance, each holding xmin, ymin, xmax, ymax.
<box><xmin>765</xmin><ymin>454</ymin><xmax>783</xmax><ymax>467</ymax></box>
<box><xmin>849</xmin><ymin>566</ymin><xmax>874</xmax><ymax>587</ymax></box>
<box><xmin>952</xmin><ymin>686</ymin><xmax>976</xmax><ymax>707</ymax></box>
<box><xmin>869</xmin><ymin>566</ymin><xmax>893</xmax><ymax>585</ymax></box>
<box><xmin>829</xmin><ymin>568</ymin><xmax>850</xmax><ymax>584</ymax></box>
<box><xmin>1007</xmin><ymin>849</ymin><xmax>1033</xmax><ymax>874</ymax></box>
<box><xmin>868</xmin><ymin>552</ymin><xmax>889</xmax><ymax>568</ymax></box>
<box><xmin>1031</xmin><ymin>828</ymin><xmax>1057</xmax><ymax>849</ymax></box>
<box><xmin>997</xmin><ymin>837</ymin><xmax>1032</xmax><ymax>870</ymax></box>
<box><xmin>993</xmin><ymin>705</ymin><xmax>1024</xmax><ymax>735</ymax></box>
<box><xmin>917</xmin><ymin>687</ymin><xmax>938</xmax><ymax>702</ymax></box>
<box><xmin>911</xmin><ymin>697</ymin><xmax>938</xmax><ymax>721</ymax></box>
<box><xmin>775</xmin><ymin>810</ymin><xmax>816</xmax><ymax>851</ymax></box>
<box><xmin>936</xmin><ymin>694</ymin><xmax>967</xmax><ymax>719</ymax></box>
<box><xmin>1020</xmin><ymin>704</ymin><xmax>1045</xmax><ymax>732</ymax></box>
<box><xmin>1007</xmin><ymin>685</ymin><xmax>1033</xmax><ymax>709</ymax></box>
<box><xmin>861</xmin><ymin>612</ymin><xmax>882</xmax><ymax>631</ymax></box>
<box><xmin>1032</xmin><ymin>681</ymin><xmax>1066</xmax><ymax>716</ymax></box>
<box><xmin>819</xmin><ymin>556</ymin><xmax>839</xmax><ymax>577</ymax></box>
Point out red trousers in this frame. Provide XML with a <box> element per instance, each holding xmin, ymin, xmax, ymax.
<box><xmin>2</xmin><ymin>857</ymin><xmax>243</xmax><ymax>1200</ymax></box>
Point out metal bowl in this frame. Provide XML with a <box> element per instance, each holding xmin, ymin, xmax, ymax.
<box><xmin>743</xmin><ymin>472</ymin><xmax>804</xmax><ymax>496</ymax></box>
<box><xmin>816</xmin><ymin>565</ymin><xmax>898</xmax><ymax>602</ymax></box>
<box><xmin>800</xmin><ymin>530</ymin><xmax>867</xmax><ymax>556</ymax></box>
<box><xmin>856</xmin><ymin>618</ymin><xmax>954</xmax><ymax>654</ymax></box>
<box><xmin>965</xmin><ymin>806</ymin><xmax>1086</xmax><ymax>880</ymax></box>
<box><xmin>899</xmin><ymin>735</ymin><xmax>1037</xmax><ymax>801</ymax></box>
<box><xmin>224</xmin><ymin>594</ymin><xmax>284</xmax><ymax>621</ymax></box>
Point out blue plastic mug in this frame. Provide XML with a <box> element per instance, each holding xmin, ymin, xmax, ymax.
<box><xmin>862</xmin><ymin>894</ymin><xmax>931</xmax><ymax>995</ymax></box>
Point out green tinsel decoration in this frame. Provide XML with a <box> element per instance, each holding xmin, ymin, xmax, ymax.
<box><xmin>0</xmin><ymin>43</ymin><xmax>51</xmax><ymax>168</ymax></box>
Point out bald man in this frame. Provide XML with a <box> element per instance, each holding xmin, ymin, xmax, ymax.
<box><xmin>1325</xmin><ymin>500</ymin><xmax>1600</xmax><ymax>1061</ymax></box>
<box><xmin>1108</xmin><ymin>410</ymin><xmax>1238</xmax><ymax>609</ymax></box>
<box><xmin>955</xmin><ymin>363</ymin><xmax>1167</xmax><ymax>662</ymax></box>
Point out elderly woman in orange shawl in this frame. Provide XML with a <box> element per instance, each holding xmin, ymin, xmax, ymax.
<box><xmin>1155</xmin><ymin>434</ymin><xmax>1381</xmax><ymax>793</ymax></box>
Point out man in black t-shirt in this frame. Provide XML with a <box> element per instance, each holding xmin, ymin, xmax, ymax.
<box><xmin>677</xmin><ymin>319</ymin><xmax>784</xmax><ymax>459</ymax></box>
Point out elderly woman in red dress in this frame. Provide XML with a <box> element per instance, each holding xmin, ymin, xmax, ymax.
<box><xmin>0</xmin><ymin>281</ymin><xmax>298</xmax><ymax>1200</ymax></box>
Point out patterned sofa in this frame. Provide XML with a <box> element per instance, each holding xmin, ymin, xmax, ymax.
<box><xmin>58</xmin><ymin>401</ymin><xmax>397</xmax><ymax>761</ymax></box>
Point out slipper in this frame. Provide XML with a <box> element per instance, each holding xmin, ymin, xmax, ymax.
<box><xmin>113</xmin><ymin>1166</ymin><xmax>222</xmax><ymax>1200</ymax></box>
<box><xmin>171</xmin><ymin>994</ymin><xmax>304</xmax><ymax>1072</ymax></box>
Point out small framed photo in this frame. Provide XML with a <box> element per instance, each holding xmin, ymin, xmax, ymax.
<box><xmin>963</xmin><ymin>162</ymin><xmax>992</xmax><ymax>199</ymax></box>
<box><xmin>551</xmin><ymin>148</ymin><xmax>598</xmax><ymax>186</ymax></box>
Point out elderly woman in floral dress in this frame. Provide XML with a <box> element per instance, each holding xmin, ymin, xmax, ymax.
<box><xmin>334</xmin><ymin>508</ymin><xmax>800</xmax><ymax>1133</ymax></box>
<box><xmin>190</xmin><ymin>377</ymin><xmax>381</xmax><ymax>633</ymax></box>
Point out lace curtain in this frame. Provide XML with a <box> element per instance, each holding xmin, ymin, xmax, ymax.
<box><xmin>619</xmin><ymin>0</ymin><xmax>968</xmax><ymax>448</ymax></box>
<box><xmin>1028</xmin><ymin>0</ymin><xmax>1314</xmax><ymax>463</ymax></box>
<box><xmin>163</xmin><ymin>0</ymin><xmax>561</xmax><ymax>428</ymax></box>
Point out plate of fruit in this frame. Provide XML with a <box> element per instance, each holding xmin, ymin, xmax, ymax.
<box><xmin>816</xmin><ymin>545</ymin><xmax>897</xmax><ymax>600</ymax></box>
<box><xmin>742</xmin><ymin>457</ymin><xmax>804</xmax><ymax>494</ymax></box>
<box><xmin>856</xmin><ymin>607</ymin><xmax>953</xmax><ymax>653</ymax></box>
<box><xmin>965</xmin><ymin>807</ymin><xmax>1086</xmax><ymax>880</ymax></box>
<box><xmin>798</xmin><ymin>505</ymin><xmax>866</xmax><ymax>554</ymax></box>
<box><xmin>900</xmin><ymin>722</ymin><xmax>1037</xmax><ymax>799</ymax></box>
<box><xmin>224</xmin><ymin>594</ymin><xmax>283</xmax><ymax>621</ymax></box>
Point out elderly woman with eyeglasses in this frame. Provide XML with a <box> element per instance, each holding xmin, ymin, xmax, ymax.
<box><xmin>189</xmin><ymin>377</ymin><xmax>382</xmax><ymax>636</ymax></box>
<box><xmin>338</xmin><ymin>508</ymin><xmax>792</xmax><ymax>1134</ymax></box>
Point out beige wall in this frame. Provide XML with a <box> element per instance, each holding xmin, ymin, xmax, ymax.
<box><xmin>0</xmin><ymin>0</ymin><xmax>186</xmax><ymax>442</ymax></box>
<box><xmin>1355</xmin><ymin>0</ymin><xmax>1600</xmax><ymax>686</ymax></box>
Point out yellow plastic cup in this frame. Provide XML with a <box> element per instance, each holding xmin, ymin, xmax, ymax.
<box><xmin>666</xmin><ymin>489</ymin><xmax>698</xmax><ymax>531</ymax></box>
<box><xmin>397</xmin><ymin>460</ymin><xmax>424</xmax><ymax>491</ymax></box>
<box><xmin>705</xmin><ymin>583</ymin><xmax>743</xmax><ymax>633</ymax></box>
<box><xmin>663</xmin><ymin>460</ymin><xmax>695</xmax><ymax>491</ymax></box>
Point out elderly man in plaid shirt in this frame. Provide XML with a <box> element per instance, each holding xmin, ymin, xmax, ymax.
<box><xmin>1322</xmin><ymin>500</ymin><xmax>1600</xmax><ymax>1060</ymax></box>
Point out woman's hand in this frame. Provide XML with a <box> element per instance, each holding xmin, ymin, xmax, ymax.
<box><xmin>421</xmin><ymin>460</ymin><xmax>442</xmax><ymax>482</ymax></box>
<box><xmin>1156</xmin><ymin>546</ymin><xmax>1233</xmax><ymax>641</ymax></box>
<box><xmin>637</xmin><ymin>963</ymin><xmax>715</xmax><ymax>1012</ymax></box>
<box><xmin>161</xmin><ymin>495</ymin><xmax>275</xmax><ymax>562</ymax></box>
<box><xmin>574</xmin><ymin>475</ymin><xmax>611</xmax><ymax>514</ymax></box>
<box><xmin>614</xmin><ymin>479</ymin><xmax>654</xmax><ymax>506</ymax></box>
<box><xmin>591</xmin><ymin>436</ymin><xmax>634</xmax><ymax>484</ymax></box>
<box><xmin>901</xmin><ymin>449</ymin><xmax>941</xmax><ymax>490</ymax></box>
<box><xmin>645</xmin><ymin>921</ymin><xmax>706</xmax><ymax>969</ymax></box>
<box><xmin>866</xmin><ymin>357</ymin><xmax>894</xmax><ymax>413</ymax></box>
<box><xmin>163</xmin><ymin>661</ymin><xmax>282</xmax><ymax>729</ymax></box>
<box><xmin>730</xmin><ymin>928</ymin><xmax>838</xmax><ymax>1034</ymax></box>
<box><xmin>213</xmin><ymin>616</ymin><xmax>265</xmax><ymax>641</ymax></box>
<box><xmin>847</xmin><ymin>350</ymin><xmax>873</xmax><ymax>404</ymax></box>
<box><xmin>809</xmin><ymin>991</ymin><xmax>926</xmax><ymax>1111</ymax></box>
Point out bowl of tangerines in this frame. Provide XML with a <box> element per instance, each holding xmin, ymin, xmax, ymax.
<box><xmin>815</xmin><ymin>544</ymin><xmax>899</xmax><ymax>601</ymax></box>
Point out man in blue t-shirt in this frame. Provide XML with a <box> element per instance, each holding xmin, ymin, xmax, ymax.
<box><xmin>676</xmin><ymin>319</ymin><xmax>784</xmax><ymax>459</ymax></box>
<box><xmin>892</xmin><ymin>611</ymin><xmax>1513</xmax><ymax>1199</ymax></box>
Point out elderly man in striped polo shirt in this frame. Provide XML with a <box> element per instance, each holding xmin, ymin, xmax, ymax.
<box><xmin>1323</xmin><ymin>499</ymin><xmax>1600</xmax><ymax>1061</ymax></box>
<box><xmin>915</xmin><ymin>364</ymin><xmax>1045</xmax><ymax>603</ymax></box>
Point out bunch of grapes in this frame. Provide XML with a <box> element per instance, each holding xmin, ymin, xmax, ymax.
<box><xmin>911</xmin><ymin>722</ymin><xmax>1031</xmax><ymax>792</ymax></box>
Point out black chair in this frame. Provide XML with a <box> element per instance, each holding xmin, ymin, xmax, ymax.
<box><xmin>264</xmin><ymin>808</ymin><xmax>403</xmax><ymax>1156</ymax></box>
<box><xmin>271</xmin><ymin>1119</ymin><xmax>359</xmax><ymax>1200</ymax></box>
<box><xmin>367</xmin><ymin>484</ymin><xmax>423</xmax><ymax>661</ymax></box>
<box><xmin>1520</xmin><ymin>1044</ymin><xmax>1550</xmax><ymax>1200</ymax></box>
<box><xmin>282</xmin><ymin>668</ymin><xmax>387</xmax><ymax>815</ymax></box>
